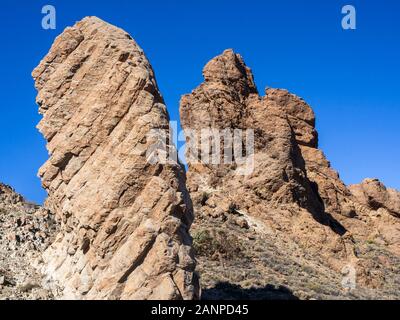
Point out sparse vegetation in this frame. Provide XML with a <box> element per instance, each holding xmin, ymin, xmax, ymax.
<box><xmin>366</xmin><ymin>239</ymin><xmax>376</xmax><ymax>245</ymax></box>
<box><xmin>193</xmin><ymin>228</ymin><xmax>244</xmax><ymax>260</ymax></box>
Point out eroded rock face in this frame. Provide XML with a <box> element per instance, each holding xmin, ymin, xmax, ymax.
<box><xmin>32</xmin><ymin>17</ymin><xmax>198</xmax><ymax>300</ymax></box>
<box><xmin>181</xmin><ymin>49</ymin><xmax>400</xmax><ymax>299</ymax></box>
<box><xmin>350</xmin><ymin>179</ymin><xmax>400</xmax><ymax>218</ymax></box>
<box><xmin>266</xmin><ymin>88</ymin><xmax>357</xmax><ymax>219</ymax></box>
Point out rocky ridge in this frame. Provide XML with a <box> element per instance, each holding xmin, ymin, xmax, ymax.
<box><xmin>31</xmin><ymin>16</ymin><xmax>199</xmax><ymax>300</ymax></box>
<box><xmin>180</xmin><ymin>49</ymin><xmax>400</xmax><ymax>299</ymax></box>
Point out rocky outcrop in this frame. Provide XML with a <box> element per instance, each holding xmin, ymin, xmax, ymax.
<box><xmin>1</xmin><ymin>22</ymin><xmax>396</xmax><ymax>300</ymax></box>
<box><xmin>350</xmin><ymin>179</ymin><xmax>400</xmax><ymax>218</ymax></box>
<box><xmin>181</xmin><ymin>49</ymin><xmax>400</xmax><ymax>299</ymax></box>
<box><xmin>180</xmin><ymin>50</ymin><xmax>323</xmax><ymax>215</ymax></box>
<box><xmin>265</xmin><ymin>89</ymin><xmax>357</xmax><ymax>219</ymax></box>
<box><xmin>0</xmin><ymin>183</ymin><xmax>56</xmax><ymax>300</ymax></box>
<box><xmin>32</xmin><ymin>17</ymin><xmax>198</xmax><ymax>300</ymax></box>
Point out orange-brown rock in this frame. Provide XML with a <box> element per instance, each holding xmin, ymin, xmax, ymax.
<box><xmin>181</xmin><ymin>49</ymin><xmax>400</xmax><ymax>299</ymax></box>
<box><xmin>180</xmin><ymin>50</ymin><xmax>323</xmax><ymax>215</ymax></box>
<box><xmin>32</xmin><ymin>17</ymin><xmax>199</xmax><ymax>300</ymax></box>
<box><xmin>350</xmin><ymin>178</ymin><xmax>400</xmax><ymax>218</ymax></box>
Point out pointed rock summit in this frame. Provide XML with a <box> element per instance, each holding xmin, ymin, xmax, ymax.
<box><xmin>181</xmin><ymin>49</ymin><xmax>326</xmax><ymax>219</ymax></box>
<box><xmin>32</xmin><ymin>17</ymin><xmax>199</xmax><ymax>300</ymax></box>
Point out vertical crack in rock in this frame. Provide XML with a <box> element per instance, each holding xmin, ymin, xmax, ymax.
<box><xmin>32</xmin><ymin>16</ymin><xmax>199</xmax><ymax>300</ymax></box>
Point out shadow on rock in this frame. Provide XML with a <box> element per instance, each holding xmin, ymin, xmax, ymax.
<box><xmin>201</xmin><ymin>282</ymin><xmax>299</xmax><ymax>300</ymax></box>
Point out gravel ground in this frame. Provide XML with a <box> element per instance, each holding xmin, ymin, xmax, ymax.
<box><xmin>0</xmin><ymin>183</ymin><xmax>57</xmax><ymax>300</ymax></box>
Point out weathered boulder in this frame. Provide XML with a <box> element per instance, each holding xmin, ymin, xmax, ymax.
<box><xmin>350</xmin><ymin>179</ymin><xmax>400</xmax><ymax>218</ymax></box>
<box><xmin>32</xmin><ymin>16</ymin><xmax>199</xmax><ymax>300</ymax></box>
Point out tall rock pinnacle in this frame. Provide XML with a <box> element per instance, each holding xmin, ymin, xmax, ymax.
<box><xmin>32</xmin><ymin>17</ymin><xmax>199</xmax><ymax>300</ymax></box>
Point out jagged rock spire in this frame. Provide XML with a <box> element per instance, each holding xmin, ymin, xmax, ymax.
<box><xmin>180</xmin><ymin>49</ymin><xmax>400</xmax><ymax>299</ymax></box>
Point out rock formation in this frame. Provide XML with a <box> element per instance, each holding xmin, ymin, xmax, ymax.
<box><xmin>350</xmin><ymin>178</ymin><xmax>400</xmax><ymax>218</ymax></box>
<box><xmin>32</xmin><ymin>17</ymin><xmax>199</xmax><ymax>300</ymax></box>
<box><xmin>181</xmin><ymin>49</ymin><xmax>400</xmax><ymax>299</ymax></box>
<box><xmin>2</xmin><ymin>21</ymin><xmax>397</xmax><ymax>300</ymax></box>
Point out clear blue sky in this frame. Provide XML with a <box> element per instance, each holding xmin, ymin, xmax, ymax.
<box><xmin>0</xmin><ymin>0</ymin><xmax>399</xmax><ymax>204</ymax></box>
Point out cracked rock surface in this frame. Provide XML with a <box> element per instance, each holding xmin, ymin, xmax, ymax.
<box><xmin>0</xmin><ymin>183</ymin><xmax>56</xmax><ymax>300</ymax></box>
<box><xmin>1</xmin><ymin>18</ymin><xmax>399</xmax><ymax>301</ymax></box>
<box><xmin>32</xmin><ymin>16</ymin><xmax>199</xmax><ymax>300</ymax></box>
<box><xmin>181</xmin><ymin>49</ymin><xmax>400</xmax><ymax>299</ymax></box>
